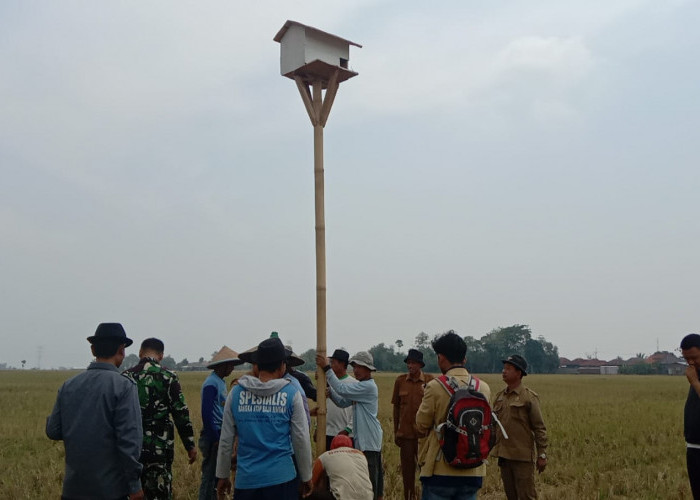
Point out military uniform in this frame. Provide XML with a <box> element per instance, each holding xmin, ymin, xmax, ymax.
<box><xmin>125</xmin><ymin>357</ymin><xmax>196</xmax><ymax>500</ymax></box>
<box><xmin>492</xmin><ymin>385</ymin><xmax>548</xmax><ymax>500</ymax></box>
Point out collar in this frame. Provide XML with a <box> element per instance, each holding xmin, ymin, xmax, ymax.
<box><xmin>407</xmin><ymin>371</ymin><xmax>427</xmax><ymax>382</ymax></box>
<box><xmin>505</xmin><ymin>384</ymin><xmax>523</xmax><ymax>395</ymax></box>
<box><xmin>142</xmin><ymin>356</ymin><xmax>160</xmax><ymax>365</ymax></box>
<box><xmin>338</xmin><ymin>373</ymin><xmax>349</xmax><ymax>380</ymax></box>
<box><xmin>88</xmin><ymin>361</ymin><xmax>119</xmax><ymax>372</ymax></box>
<box><xmin>445</xmin><ymin>367</ymin><xmax>469</xmax><ymax>376</ymax></box>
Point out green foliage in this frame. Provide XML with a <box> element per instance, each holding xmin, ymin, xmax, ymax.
<box><xmin>619</xmin><ymin>363</ymin><xmax>659</xmax><ymax>375</ymax></box>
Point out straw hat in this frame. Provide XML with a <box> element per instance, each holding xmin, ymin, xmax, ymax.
<box><xmin>285</xmin><ymin>346</ymin><xmax>305</xmax><ymax>367</ymax></box>
<box><xmin>206</xmin><ymin>346</ymin><xmax>242</xmax><ymax>369</ymax></box>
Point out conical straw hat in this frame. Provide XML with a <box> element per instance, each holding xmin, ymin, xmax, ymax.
<box><xmin>206</xmin><ymin>346</ymin><xmax>242</xmax><ymax>369</ymax></box>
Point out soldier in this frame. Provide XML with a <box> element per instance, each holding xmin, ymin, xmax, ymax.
<box><xmin>124</xmin><ymin>338</ymin><xmax>197</xmax><ymax>500</ymax></box>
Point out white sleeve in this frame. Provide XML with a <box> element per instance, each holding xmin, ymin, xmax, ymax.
<box><xmin>290</xmin><ymin>390</ymin><xmax>313</xmax><ymax>482</ymax></box>
<box><xmin>216</xmin><ymin>389</ymin><xmax>237</xmax><ymax>479</ymax></box>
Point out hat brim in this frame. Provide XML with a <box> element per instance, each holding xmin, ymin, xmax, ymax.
<box><xmin>350</xmin><ymin>360</ymin><xmax>377</xmax><ymax>372</ymax></box>
<box><xmin>207</xmin><ymin>358</ymin><xmax>244</xmax><ymax>369</ymax></box>
<box><xmin>287</xmin><ymin>354</ymin><xmax>305</xmax><ymax>367</ymax></box>
<box><xmin>404</xmin><ymin>356</ymin><xmax>425</xmax><ymax>367</ymax></box>
<box><xmin>501</xmin><ymin>359</ymin><xmax>527</xmax><ymax>376</ymax></box>
<box><xmin>87</xmin><ymin>336</ymin><xmax>133</xmax><ymax>348</ymax></box>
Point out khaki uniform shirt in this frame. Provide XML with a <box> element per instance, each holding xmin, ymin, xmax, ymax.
<box><xmin>415</xmin><ymin>367</ymin><xmax>491</xmax><ymax>478</ymax></box>
<box><xmin>492</xmin><ymin>384</ymin><xmax>548</xmax><ymax>462</ymax></box>
<box><xmin>392</xmin><ymin>371</ymin><xmax>434</xmax><ymax>439</ymax></box>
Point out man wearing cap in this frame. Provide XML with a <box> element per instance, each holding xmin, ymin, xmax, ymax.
<box><xmin>323</xmin><ymin>349</ymin><xmax>354</xmax><ymax>452</ymax></box>
<box><xmin>392</xmin><ymin>349</ymin><xmax>434</xmax><ymax>500</ymax></box>
<box><xmin>124</xmin><ymin>338</ymin><xmax>197</xmax><ymax>500</ymax></box>
<box><xmin>46</xmin><ymin>323</ymin><xmax>144</xmax><ymax>500</ymax></box>
<box><xmin>416</xmin><ymin>330</ymin><xmax>490</xmax><ymax>500</ymax></box>
<box><xmin>492</xmin><ymin>354</ymin><xmax>548</xmax><ymax>500</ymax></box>
<box><xmin>317</xmin><ymin>351</ymin><xmax>384</xmax><ymax>500</ymax></box>
<box><xmin>198</xmin><ymin>346</ymin><xmax>242</xmax><ymax>500</ymax></box>
<box><xmin>310</xmin><ymin>434</ymin><xmax>373</xmax><ymax>500</ymax></box>
<box><xmin>216</xmin><ymin>337</ymin><xmax>313</xmax><ymax>499</ymax></box>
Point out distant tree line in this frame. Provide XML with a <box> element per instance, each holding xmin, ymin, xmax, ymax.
<box><xmin>296</xmin><ymin>324</ymin><xmax>559</xmax><ymax>374</ymax></box>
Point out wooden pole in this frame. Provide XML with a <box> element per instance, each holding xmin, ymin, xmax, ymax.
<box><xmin>294</xmin><ymin>77</ymin><xmax>340</xmax><ymax>456</ymax></box>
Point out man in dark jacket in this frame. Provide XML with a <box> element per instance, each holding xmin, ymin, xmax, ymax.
<box><xmin>46</xmin><ymin>323</ymin><xmax>144</xmax><ymax>500</ymax></box>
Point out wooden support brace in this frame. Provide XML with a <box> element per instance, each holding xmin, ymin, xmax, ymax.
<box><xmin>295</xmin><ymin>76</ymin><xmax>318</xmax><ymax>126</ymax></box>
<box><xmin>320</xmin><ymin>70</ymin><xmax>340</xmax><ymax>127</ymax></box>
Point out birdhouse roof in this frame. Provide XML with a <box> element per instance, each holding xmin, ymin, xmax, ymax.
<box><xmin>274</xmin><ymin>20</ymin><xmax>362</xmax><ymax>48</ymax></box>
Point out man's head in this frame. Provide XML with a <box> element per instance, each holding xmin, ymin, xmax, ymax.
<box><xmin>253</xmin><ymin>338</ymin><xmax>287</xmax><ymax>377</ymax></box>
<box><xmin>404</xmin><ymin>348</ymin><xmax>425</xmax><ymax>377</ymax></box>
<box><xmin>431</xmin><ymin>330</ymin><xmax>466</xmax><ymax>374</ymax></box>
<box><xmin>139</xmin><ymin>337</ymin><xmax>164</xmax><ymax>362</ymax></box>
<box><xmin>330</xmin><ymin>349</ymin><xmax>350</xmax><ymax>376</ymax></box>
<box><xmin>681</xmin><ymin>334</ymin><xmax>700</xmax><ymax>368</ymax></box>
<box><xmin>207</xmin><ymin>346</ymin><xmax>243</xmax><ymax>378</ymax></box>
<box><xmin>87</xmin><ymin>323</ymin><xmax>132</xmax><ymax>367</ymax></box>
<box><xmin>330</xmin><ymin>434</ymin><xmax>353</xmax><ymax>450</ymax></box>
<box><xmin>349</xmin><ymin>351</ymin><xmax>376</xmax><ymax>381</ymax></box>
<box><xmin>502</xmin><ymin>354</ymin><xmax>528</xmax><ymax>385</ymax></box>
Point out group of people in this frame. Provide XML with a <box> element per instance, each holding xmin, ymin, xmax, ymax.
<box><xmin>47</xmin><ymin>323</ymin><xmax>550</xmax><ymax>500</ymax></box>
<box><xmin>391</xmin><ymin>333</ymin><xmax>548</xmax><ymax>500</ymax></box>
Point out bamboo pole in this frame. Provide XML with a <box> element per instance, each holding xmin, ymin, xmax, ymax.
<box><xmin>293</xmin><ymin>76</ymin><xmax>338</xmax><ymax>456</ymax></box>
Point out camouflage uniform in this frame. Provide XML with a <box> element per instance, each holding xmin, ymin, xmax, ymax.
<box><xmin>125</xmin><ymin>357</ymin><xmax>196</xmax><ymax>500</ymax></box>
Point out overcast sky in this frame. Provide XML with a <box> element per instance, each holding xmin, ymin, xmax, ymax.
<box><xmin>1</xmin><ymin>1</ymin><xmax>698</xmax><ymax>369</ymax></box>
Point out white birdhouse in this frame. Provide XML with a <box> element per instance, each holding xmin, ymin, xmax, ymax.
<box><xmin>274</xmin><ymin>20</ymin><xmax>361</xmax><ymax>86</ymax></box>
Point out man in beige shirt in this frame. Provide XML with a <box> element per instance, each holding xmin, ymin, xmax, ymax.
<box><xmin>492</xmin><ymin>354</ymin><xmax>548</xmax><ymax>500</ymax></box>
<box><xmin>415</xmin><ymin>331</ymin><xmax>490</xmax><ymax>500</ymax></box>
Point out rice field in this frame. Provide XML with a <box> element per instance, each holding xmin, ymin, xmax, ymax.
<box><xmin>0</xmin><ymin>370</ymin><xmax>691</xmax><ymax>499</ymax></box>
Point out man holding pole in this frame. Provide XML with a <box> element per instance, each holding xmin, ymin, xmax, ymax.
<box><xmin>317</xmin><ymin>351</ymin><xmax>383</xmax><ymax>500</ymax></box>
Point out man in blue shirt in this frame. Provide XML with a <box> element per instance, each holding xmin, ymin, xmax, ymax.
<box><xmin>216</xmin><ymin>337</ymin><xmax>313</xmax><ymax>499</ymax></box>
<box><xmin>317</xmin><ymin>350</ymin><xmax>384</xmax><ymax>500</ymax></box>
<box><xmin>46</xmin><ymin>322</ymin><xmax>144</xmax><ymax>500</ymax></box>
<box><xmin>198</xmin><ymin>346</ymin><xmax>242</xmax><ymax>500</ymax></box>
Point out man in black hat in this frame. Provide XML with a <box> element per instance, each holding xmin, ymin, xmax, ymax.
<box><xmin>216</xmin><ymin>337</ymin><xmax>313</xmax><ymax>500</ymax></box>
<box><xmin>492</xmin><ymin>354</ymin><xmax>548</xmax><ymax>500</ymax></box>
<box><xmin>391</xmin><ymin>348</ymin><xmax>434</xmax><ymax>500</ymax></box>
<box><xmin>46</xmin><ymin>323</ymin><xmax>145</xmax><ymax>500</ymax></box>
<box><xmin>323</xmin><ymin>349</ymin><xmax>354</xmax><ymax>452</ymax></box>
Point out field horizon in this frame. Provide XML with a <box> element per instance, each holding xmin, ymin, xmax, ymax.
<box><xmin>0</xmin><ymin>370</ymin><xmax>692</xmax><ymax>499</ymax></box>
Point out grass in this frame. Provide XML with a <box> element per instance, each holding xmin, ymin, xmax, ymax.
<box><xmin>0</xmin><ymin>370</ymin><xmax>692</xmax><ymax>499</ymax></box>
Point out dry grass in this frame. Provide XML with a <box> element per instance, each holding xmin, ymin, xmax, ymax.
<box><xmin>0</xmin><ymin>370</ymin><xmax>692</xmax><ymax>499</ymax></box>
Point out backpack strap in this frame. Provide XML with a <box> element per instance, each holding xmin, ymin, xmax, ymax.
<box><xmin>469</xmin><ymin>375</ymin><xmax>480</xmax><ymax>391</ymax></box>
<box><xmin>439</xmin><ymin>374</ymin><xmax>481</xmax><ymax>394</ymax></box>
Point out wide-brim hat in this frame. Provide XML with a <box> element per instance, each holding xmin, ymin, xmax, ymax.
<box><xmin>502</xmin><ymin>354</ymin><xmax>528</xmax><ymax>376</ymax></box>
<box><xmin>239</xmin><ymin>343</ymin><xmax>295</xmax><ymax>365</ymax></box>
<box><xmin>87</xmin><ymin>323</ymin><xmax>133</xmax><ymax>347</ymax></box>
<box><xmin>329</xmin><ymin>349</ymin><xmax>350</xmax><ymax>364</ymax></box>
<box><xmin>251</xmin><ymin>338</ymin><xmax>287</xmax><ymax>365</ymax></box>
<box><xmin>207</xmin><ymin>346</ymin><xmax>243</xmax><ymax>369</ymax></box>
<box><xmin>349</xmin><ymin>351</ymin><xmax>376</xmax><ymax>371</ymax></box>
<box><xmin>404</xmin><ymin>348</ymin><xmax>425</xmax><ymax>367</ymax></box>
<box><xmin>284</xmin><ymin>346</ymin><xmax>305</xmax><ymax>367</ymax></box>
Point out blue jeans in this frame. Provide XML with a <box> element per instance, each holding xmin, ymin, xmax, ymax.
<box><xmin>198</xmin><ymin>435</ymin><xmax>218</xmax><ymax>500</ymax></box>
<box><xmin>421</xmin><ymin>482</ymin><xmax>480</xmax><ymax>500</ymax></box>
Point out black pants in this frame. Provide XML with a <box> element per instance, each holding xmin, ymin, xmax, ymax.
<box><xmin>688</xmin><ymin>447</ymin><xmax>700</xmax><ymax>499</ymax></box>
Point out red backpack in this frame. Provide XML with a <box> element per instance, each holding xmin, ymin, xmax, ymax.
<box><xmin>436</xmin><ymin>375</ymin><xmax>506</xmax><ymax>468</ymax></box>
